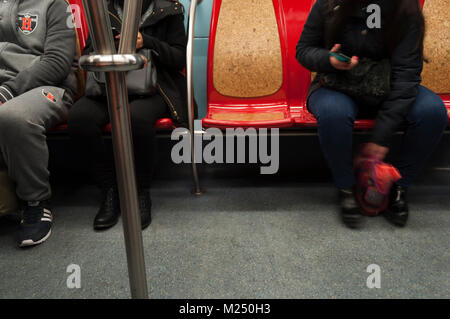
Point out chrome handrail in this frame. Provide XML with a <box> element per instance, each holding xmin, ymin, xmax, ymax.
<box><xmin>80</xmin><ymin>53</ymin><xmax>146</xmax><ymax>72</ymax></box>
<box><xmin>80</xmin><ymin>0</ymin><xmax>148</xmax><ymax>299</ymax></box>
<box><xmin>187</xmin><ymin>0</ymin><xmax>203</xmax><ymax>195</ymax></box>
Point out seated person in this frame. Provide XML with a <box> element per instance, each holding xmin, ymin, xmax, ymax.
<box><xmin>0</xmin><ymin>0</ymin><xmax>78</xmax><ymax>246</ymax></box>
<box><xmin>68</xmin><ymin>0</ymin><xmax>191</xmax><ymax>231</ymax></box>
<box><xmin>296</xmin><ymin>0</ymin><xmax>447</xmax><ymax>228</ymax></box>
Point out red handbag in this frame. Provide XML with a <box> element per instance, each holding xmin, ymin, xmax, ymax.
<box><xmin>355</xmin><ymin>157</ymin><xmax>401</xmax><ymax>216</ymax></box>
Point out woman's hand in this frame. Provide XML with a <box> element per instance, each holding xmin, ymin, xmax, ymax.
<box><xmin>329</xmin><ymin>44</ymin><xmax>359</xmax><ymax>71</ymax></box>
<box><xmin>114</xmin><ymin>32</ymin><xmax>144</xmax><ymax>50</ymax></box>
<box><xmin>361</xmin><ymin>143</ymin><xmax>389</xmax><ymax>161</ymax></box>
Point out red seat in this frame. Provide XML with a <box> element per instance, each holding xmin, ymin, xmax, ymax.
<box><xmin>50</xmin><ymin>0</ymin><xmax>176</xmax><ymax>133</ymax></box>
<box><xmin>203</xmin><ymin>0</ymin><xmax>316</xmax><ymax>129</ymax></box>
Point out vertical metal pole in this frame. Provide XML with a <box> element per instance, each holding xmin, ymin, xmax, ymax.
<box><xmin>82</xmin><ymin>0</ymin><xmax>148</xmax><ymax>299</ymax></box>
<box><xmin>187</xmin><ymin>0</ymin><xmax>203</xmax><ymax>195</ymax></box>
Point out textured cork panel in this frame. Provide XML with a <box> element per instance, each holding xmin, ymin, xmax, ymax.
<box><xmin>421</xmin><ymin>0</ymin><xmax>450</xmax><ymax>93</ymax></box>
<box><xmin>213</xmin><ymin>0</ymin><xmax>283</xmax><ymax>98</ymax></box>
<box><xmin>211</xmin><ymin>112</ymin><xmax>285</xmax><ymax>121</ymax></box>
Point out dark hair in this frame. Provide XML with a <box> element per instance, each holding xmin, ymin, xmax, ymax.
<box><xmin>324</xmin><ymin>0</ymin><xmax>426</xmax><ymax>57</ymax></box>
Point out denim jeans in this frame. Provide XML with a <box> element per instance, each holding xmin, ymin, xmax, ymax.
<box><xmin>308</xmin><ymin>86</ymin><xmax>447</xmax><ymax>189</ymax></box>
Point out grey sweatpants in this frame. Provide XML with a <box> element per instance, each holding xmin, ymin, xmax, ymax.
<box><xmin>0</xmin><ymin>86</ymin><xmax>70</xmax><ymax>202</ymax></box>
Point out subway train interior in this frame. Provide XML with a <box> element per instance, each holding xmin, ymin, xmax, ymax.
<box><xmin>0</xmin><ymin>0</ymin><xmax>449</xmax><ymax>300</ymax></box>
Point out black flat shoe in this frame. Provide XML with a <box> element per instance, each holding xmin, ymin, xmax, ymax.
<box><xmin>339</xmin><ymin>189</ymin><xmax>364</xmax><ymax>229</ymax></box>
<box><xmin>138</xmin><ymin>188</ymin><xmax>152</xmax><ymax>230</ymax></box>
<box><xmin>94</xmin><ymin>187</ymin><xmax>120</xmax><ymax>230</ymax></box>
<box><xmin>384</xmin><ymin>184</ymin><xmax>409</xmax><ymax>227</ymax></box>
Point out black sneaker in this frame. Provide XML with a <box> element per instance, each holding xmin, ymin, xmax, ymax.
<box><xmin>18</xmin><ymin>201</ymin><xmax>53</xmax><ymax>247</ymax></box>
<box><xmin>384</xmin><ymin>184</ymin><xmax>409</xmax><ymax>227</ymax></box>
<box><xmin>339</xmin><ymin>189</ymin><xmax>364</xmax><ymax>229</ymax></box>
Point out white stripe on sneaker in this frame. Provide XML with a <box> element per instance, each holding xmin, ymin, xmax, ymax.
<box><xmin>19</xmin><ymin>229</ymin><xmax>52</xmax><ymax>247</ymax></box>
<box><xmin>0</xmin><ymin>92</ymin><xmax>7</xmax><ymax>102</ymax></box>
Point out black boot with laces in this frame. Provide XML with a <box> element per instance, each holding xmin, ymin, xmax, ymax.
<box><xmin>94</xmin><ymin>187</ymin><xmax>120</xmax><ymax>230</ymax></box>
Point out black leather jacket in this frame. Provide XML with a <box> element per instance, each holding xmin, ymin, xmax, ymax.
<box><xmin>296</xmin><ymin>0</ymin><xmax>423</xmax><ymax>146</ymax></box>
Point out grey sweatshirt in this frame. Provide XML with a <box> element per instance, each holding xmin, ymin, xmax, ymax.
<box><xmin>0</xmin><ymin>0</ymin><xmax>78</xmax><ymax>103</ymax></box>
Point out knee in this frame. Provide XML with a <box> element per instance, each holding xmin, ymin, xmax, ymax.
<box><xmin>313</xmin><ymin>99</ymin><xmax>356</xmax><ymax>127</ymax></box>
<box><xmin>0</xmin><ymin>108</ymin><xmax>36</xmax><ymax>139</ymax></box>
<box><xmin>309</xmin><ymin>89</ymin><xmax>356</xmax><ymax>126</ymax></box>
<box><xmin>410</xmin><ymin>89</ymin><xmax>447</xmax><ymax>128</ymax></box>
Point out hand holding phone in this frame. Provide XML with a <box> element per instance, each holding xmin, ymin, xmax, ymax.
<box><xmin>329</xmin><ymin>44</ymin><xmax>359</xmax><ymax>71</ymax></box>
<box><xmin>329</xmin><ymin>52</ymin><xmax>352</xmax><ymax>63</ymax></box>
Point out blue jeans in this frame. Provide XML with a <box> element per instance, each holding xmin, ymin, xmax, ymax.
<box><xmin>308</xmin><ymin>86</ymin><xmax>447</xmax><ymax>189</ymax></box>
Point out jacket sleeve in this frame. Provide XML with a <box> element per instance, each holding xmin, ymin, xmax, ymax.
<box><xmin>296</xmin><ymin>0</ymin><xmax>336</xmax><ymax>73</ymax></box>
<box><xmin>142</xmin><ymin>13</ymin><xmax>187</xmax><ymax>71</ymax></box>
<box><xmin>370</xmin><ymin>19</ymin><xmax>424</xmax><ymax>147</ymax></box>
<box><xmin>0</xmin><ymin>0</ymin><xmax>76</xmax><ymax>102</ymax></box>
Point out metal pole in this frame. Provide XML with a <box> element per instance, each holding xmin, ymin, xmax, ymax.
<box><xmin>187</xmin><ymin>0</ymin><xmax>203</xmax><ymax>195</ymax></box>
<box><xmin>81</xmin><ymin>0</ymin><xmax>148</xmax><ymax>299</ymax></box>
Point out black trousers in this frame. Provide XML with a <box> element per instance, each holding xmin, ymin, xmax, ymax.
<box><xmin>68</xmin><ymin>94</ymin><xmax>170</xmax><ymax>189</ymax></box>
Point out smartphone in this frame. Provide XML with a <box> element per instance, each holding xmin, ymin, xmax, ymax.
<box><xmin>329</xmin><ymin>52</ymin><xmax>352</xmax><ymax>63</ymax></box>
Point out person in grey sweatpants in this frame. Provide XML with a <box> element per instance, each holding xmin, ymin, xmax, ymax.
<box><xmin>0</xmin><ymin>0</ymin><xmax>78</xmax><ymax>247</ymax></box>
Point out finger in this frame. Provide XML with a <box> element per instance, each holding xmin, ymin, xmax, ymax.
<box><xmin>348</xmin><ymin>57</ymin><xmax>359</xmax><ymax>69</ymax></box>
<box><xmin>330</xmin><ymin>43</ymin><xmax>341</xmax><ymax>53</ymax></box>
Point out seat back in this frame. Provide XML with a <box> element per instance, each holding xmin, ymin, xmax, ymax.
<box><xmin>421</xmin><ymin>0</ymin><xmax>450</xmax><ymax>94</ymax></box>
<box><xmin>205</xmin><ymin>0</ymin><xmax>314</xmax><ymax>128</ymax></box>
<box><xmin>67</xmin><ymin>0</ymin><xmax>89</xmax><ymax>100</ymax></box>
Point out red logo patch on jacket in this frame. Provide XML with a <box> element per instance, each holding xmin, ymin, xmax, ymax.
<box><xmin>17</xmin><ymin>13</ymin><xmax>39</xmax><ymax>35</ymax></box>
<box><xmin>42</xmin><ymin>90</ymin><xmax>57</xmax><ymax>103</ymax></box>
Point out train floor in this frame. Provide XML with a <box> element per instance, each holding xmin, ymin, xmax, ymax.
<box><xmin>1</xmin><ymin>135</ymin><xmax>449</xmax><ymax>298</ymax></box>
<box><xmin>0</xmin><ymin>177</ymin><xmax>449</xmax><ymax>299</ymax></box>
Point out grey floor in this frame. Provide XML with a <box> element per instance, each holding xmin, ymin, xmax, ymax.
<box><xmin>0</xmin><ymin>178</ymin><xmax>449</xmax><ymax>299</ymax></box>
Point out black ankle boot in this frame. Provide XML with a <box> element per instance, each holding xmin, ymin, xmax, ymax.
<box><xmin>94</xmin><ymin>187</ymin><xmax>120</xmax><ymax>230</ymax></box>
<box><xmin>384</xmin><ymin>184</ymin><xmax>409</xmax><ymax>227</ymax></box>
<box><xmin>339</xmin><ymin>189</ymin><xmax>364</xmax><ymax>229</ymax></box>
<box><xmin>138</xmin><ymin>188</ymin><xmax>152</xmax><ymax>230</ymax></box>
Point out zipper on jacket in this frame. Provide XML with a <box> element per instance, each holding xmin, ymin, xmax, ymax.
<box><xmin>157</xmin><ymin>83</ymin><xmax>181</xmax><ymax>123</ymax></box>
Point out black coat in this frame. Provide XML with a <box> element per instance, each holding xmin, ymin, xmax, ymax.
<box><xmin>296</xmin><ymin>0</ymin><xmax>423</xmax><ymax>147</ymax></box>
<box><xmin>83</xmin><ymin>0</ymin><xmax>194</xmax><ymax>126</ymax></box>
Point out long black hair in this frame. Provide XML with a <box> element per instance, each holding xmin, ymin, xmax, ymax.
<box><xmin>324</xmin><ymin>0</ymin><xmax>426</xmax><ymax>57</ymax></box>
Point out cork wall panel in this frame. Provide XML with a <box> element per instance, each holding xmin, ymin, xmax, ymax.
<box><xmin>213</xmin><ymin>0</ymin><xmax>283</xmax><ymax>98</ymax></box>
<box><xmin>421</xmin><ymin>0</ymin><xmax>450</xmax><ymax>93</ymax></box>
